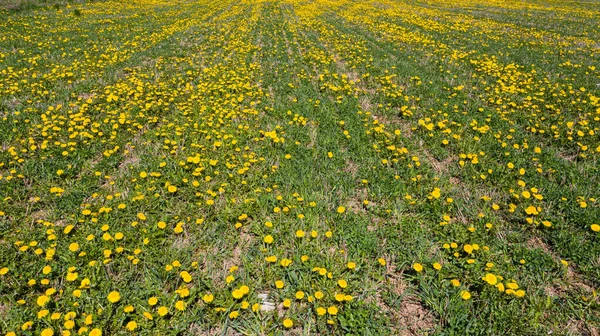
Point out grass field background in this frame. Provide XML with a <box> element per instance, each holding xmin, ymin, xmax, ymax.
<box><xmin>0</xmin><ymin>0</ymin><xmax>599</xmax><ymax>335</ymax></box>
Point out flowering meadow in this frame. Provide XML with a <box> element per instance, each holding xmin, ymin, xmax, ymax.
<box><xmin>0</xmin><ymin>0</ymin><xmax>599</xmax><ymax>334</ymax></box>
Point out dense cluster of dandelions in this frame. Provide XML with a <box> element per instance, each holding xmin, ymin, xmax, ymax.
<box><xmin>1</xmin><ymin>0</ymin><xmax>599</xmax><ymax>334</ymax></box>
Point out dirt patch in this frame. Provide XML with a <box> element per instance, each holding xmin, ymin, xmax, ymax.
<box><xmin>565</xmin><ymin>267</ymin><xmax>596</xmax><ymax>297</ymax></box>
<box><xmin>218</xmin><ymin>227</ymin><xmax>254</xmax><ymax>287</ymax></box>
<box><xmin>116</xmin><ymin>126</ymin><xmax>151</xmax><ymax>173</ymax></box>
<box><xmin>344</xmin><ymin>159</ymin><xmax>358</xmax><ymax>176</ymax></box>
<box><xmin>0</xmin><ymin>302</ymin><xmax>8</xmax><ymax>319</ymax></box>
<box><xmin>449</xmin><ymin>177</ymin><xmax>461</xmax><ymax>185</ymax></box>
<box><xmin>421</xmin><ymin>148</ymin><xmax>453</xmax><ymax>175</ymax></box>
<box><xmin>543</xmin><ymin>284</ymin><xmax>569</xmax><ymax>300</ymax></box>
<box><xmin>30</xmin><ymin>209</ymin><xmax>50</xmax><ymax>222</ymax></box>
<box><xmin>360</xmin><ymin>96</ymin><xmax>372</xmax><ymax>112</ymax></box>
<box><xmin>449</xmin><ymin>176</ymin><xmax>472</xmax><ymax>200</ymax></box>
<box><xmin>395</xmin><ymin>298</ymin><xmax>436</xmax><ymax>336</ymax></box>
<box><xmin>344</xmin><ymin>70</ymin><xmax>360</xmax><ymax>83</ymax></box>
<box><xmin>347</xmin><ymin>188</ymin><xmax>369</xmax><ymax>215</ymax></box>
<box><xmin>375</xmin><ymin>261</ymin><xmax>437</xmax><ymax>335</ymax></box>
<box><xmin>117</xmin><ymin>146</ymin><xmax>141</xmax><ymax>171</ymax></box>
<box><xmin>283</xmin><ymin>328</ymin><xmax>305</xmax><ymax>335</ymax></box>
<box><xmin>306</xmin><ymin>122</ymin><xmax>318</xmax><ymax>149</ymax></box>
<box><xmin>172</xmin><ymin>234</ymin><xmax>191</xmax><ymax>250</ymax></box>
<box><xmin>78</xmin><ymin>93</ymin><xmax>95</xmax><ymax>101</ymax></box>
<box><xmin>527</xmin><ymin>236</ymin><xmax>553</xmax><ymax>255</ymax></box>
<box><xmin>565</xmin><ymin>319</ymin><xmax>599</xmax><ymax>336</ymax></box>
<box><xmin>188</xmin><ymin>325</ymin><xmax>237</xmax><ymax>336</ymax></box>
<box><xmin>557</xmin><ymin>151</ymin><xmax>578</xmax><ymax>162</ymax></box>
<box><xmin>199</xmin><ymin>246</ymin><xmax>224</xmax><ymax>288</ymax></box>
<box><xmin>372</xmin><ymin>112</ymin><xmax>414</xmax><ymax>138</ymax></box>
<box><xmin>527</xmin><ymin>237</ymin><xmax>598</xmax><ymax>304</ymax></box>
<box><xmin>232</xmin><ymin>228</ymin><xmax>252</xmax><ymax>265</ymax></box>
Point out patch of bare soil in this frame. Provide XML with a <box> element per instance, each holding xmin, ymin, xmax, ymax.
<box><xmin>375</xmin><ymin>261</ymin><xmax>437</xmax><ymax>335</ymax></box>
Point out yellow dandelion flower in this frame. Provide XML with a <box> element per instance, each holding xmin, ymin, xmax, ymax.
<box><xmin>483</xmin><ymin>273</ymin><xmax>498</xmax><ymax>285</ymax></box>
<box><xmin>203</xmin><ymin>294</ymin><xmax>214</xmax><ymax>303</ymax></box>
<box><xmin>180</xmin><ymin>271</ymin><xmax>192</xmax><ymax>283</ymax></box>
<box><xmin>126</xmin><ymin>321</ymin><xmax>137</xmax><ymax>331</ymax></box>
<box><xmin>158</xmin><ymin>306</ymin><xmax>169</xmax><ymax>317</ymax></box>
<box><xmin>232</xmin><ymin>289</ymin><xmax>244</xmax><ymax>299</ymax></box>
<box><xmin>37</xmin><ymin>295</ymin><xmax>50</xmax><ymax>307</ymax></box>
<box><xmin>89</xmin><ymin>329</ymin><xmax>102</xmax><ymax>336</ymax></box>
<box><xmin>68</xmin><ymin>243</ymin><xmax>79</xmax><ymax>252</ymax></box>
<box><xmin>107</xmin><ymin>291</ymin><xmax>121</xmax><ymax>303</ymax></box>
<box><xmin>41</xmin><ymin>329</ymin><xmax>54</xmax><ymax>336</ymax></box>
<box><xmin>175</xmin><ymin>300</ymin><xmax>186</xmax><ymax>311</ymax></box>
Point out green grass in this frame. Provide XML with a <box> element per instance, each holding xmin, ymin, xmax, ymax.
<box><xmin>0</xmin><ymin>0</ymin><xmax>599</xmax><ymax>335</ymax></box>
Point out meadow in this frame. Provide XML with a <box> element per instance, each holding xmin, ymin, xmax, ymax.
<box><xmin>0</xmin><ymin>0</ymin><xmax>599</xmax><ymax>335</ymax></box>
